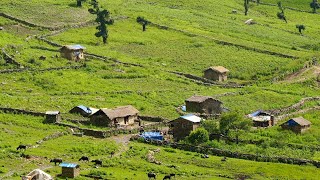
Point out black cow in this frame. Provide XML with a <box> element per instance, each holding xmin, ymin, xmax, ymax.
<box><xmin>50</xmin><ymin>158</ymin><xmax>62</xmax><ymax>165</ymax></box>
<box><xmin>91</xmin><ymin>159</ymin><xmax>102</xmax><ymax>166</ymax></box>
<box><xmin>170</xmin><ymin>173</ymin><xmax>176</xmax><ymax>178</ymax></box>
<box><xmin>16</xmin><ymin>145</ymin><xmax>27</xmax><ymax>150</ymax></box>
<box><xmin>147</xmin><ymin>172</ymin><xmax>156</xmax><ymax>179</ymax></box>
<box><xmin>110</xmin><ymin>151</ymin><xmax>115</xmax><ymax>158</ymax></box>
<box><xmin>79</xmin><ymin>156</ymin><xmax>89</xmax><ymax>161</ymax></box>
<box><xmin>163</xmin><ymin>175</ymin><xmax>171</xmax><ymax>180</ymax></box>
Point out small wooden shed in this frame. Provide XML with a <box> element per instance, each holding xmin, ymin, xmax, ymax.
<box><xmin>90</xmin><ymin>105</ymin><xmax>139</xmax><ymax>127</ymax></box>
<box><xmin>169</xmin><ymin>114</ymin><xmax>202</xmax><ymax>141</ymax></box>
<box><xmin>204</xmin><ymin>66</ymin><xmax>229</xmax><ymax>82</ymax></box>
<box><xmin>45</xmin><ymin>111</ymin><xmax>61</xmax><ymax>123</ymax></box>
<box><xmin>60</xmin><ymin>45</ymin><xmax>85</xmax><ymax>61</ymax></box>
<box><xmin>281</xmin><ymin>117</ymin><xmax>311</xmax><ymax>133</ymax></box>
<box><xmin>248</xmin><ymin>110</ymin><xmax>275</xmax><ymax>127</ymax></box>
<box><xmin>59</xmin><ymin>163</ymin><xmax>80</xmax><ymax>178</ymax></box>
<box><xmin>185</xmin><ymin>95</ymin><xmax>222</xmax><ymax>114</ymax></box>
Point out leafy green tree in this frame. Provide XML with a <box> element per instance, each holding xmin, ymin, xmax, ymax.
<box><xmin>296</xmin><ymin>25</ymin><xmax>306</xmax><ymax>35</ymax></box>
<box><xmin>201</xmin><ymin>120</ymin><xmax>219</xmax><ymax>134</ymax></box>
<box><xmin>244</xmin><ymin>0</ymin><xmax>249</xmax><ymax>15</ymax></box>
<box><xmin>187</xmin><ymin>128</ymin><xmax>209</xmax><ymax>145</ymax></box>
<box><xmin>76</xmin><ymin>0</ymin><xmax>86</xmax><ymax>7</ymax></box>
<box><xmin>277</xmin><ymin>2</ymin><xmax>287</xmax><ymax>23</ymax></box>
<box><xmin>310</xmin><ymin>0</ymin><xmax>320</xmax><ymax>13</ymax></box>
<box><xmin>88</xmin><ymin>0</ymin><xmax>114</xmax><ymax>44</ymax></box>
<box><xmin>219</xmin><ymin>112</ymin><xmax>251</xmax><ymax>144</ymax></box>
<box><xmin>136</xmin><ymin>16</ymin><xmax>149</xmax><ymax>31</ymax></box>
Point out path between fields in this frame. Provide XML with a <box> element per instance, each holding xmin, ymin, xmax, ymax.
<box><xmin>283</xmin><ymin>65</ymin><xmax>320</xmax><ymax>82</ymax></box>
<box><xmin>109</xmin><ymin>134</ymin><xmax>132</xmax><ymax>157</ymax></box>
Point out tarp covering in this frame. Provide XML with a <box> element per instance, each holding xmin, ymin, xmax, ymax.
<box><xmin>140</xmin><ymin>132</ymin><xmax>163</xmax><ymax>141</ymax></box>
<box><xmin>22</xmin><ymin>169</ymin><xmax>53</xmax><ymax>180</ymax></box>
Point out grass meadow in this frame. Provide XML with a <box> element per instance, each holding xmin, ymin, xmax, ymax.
<box><xmin>1</xmin><ymin>0</ymin><xmax>320</xmax><ymax>179</ymax></box>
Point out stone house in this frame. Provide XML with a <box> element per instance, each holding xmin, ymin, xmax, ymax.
<box><xmin>59</xmin><ymin>163</ymin><xmax>80</xmax><ymax>178</ymax></box>
<box><xmin>60</xmin><ymin>45</ymin><xmax>85</xmax><ymax>61</ymax></box>
<box><xmin>248</xmin><ymin>110</ymin><xmax>275</xmax><ymax>127</ymax></box>
<box><xmin>169</xmin><ymin>114</ymin><xmax>202</xmax><ymax>141</ymax></box>
<box><xmin>185</xmin><ymin>95</ymin><xmax>222</xmax><ymax>114</ymax></box>
<box><xmin>281</xmin><ymin>117</ymin><xmax>311</xmax><ymax>133</ymax></box>
<box><xmin>90</xmin><ymin>105</ymin><xmax>139</xmax><ymax>127</ymax></box>
<box><xmin>204</xmin><ymin>66</ymin><xmax>229</xmax><ymax>82</ymax></box>
<box><xmin>45</xmin><ymin>111</ymin><xmax>61</xmax><ymax>123</ymax></box>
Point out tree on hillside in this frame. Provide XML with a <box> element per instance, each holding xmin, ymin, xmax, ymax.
<box><xmin>219</xmin><ymin>112</ymin><xmax>251</xmax><ymax>144</ymax></box>
<box><xmin>88</xmin><ymin>0</ymin><xmax>114</xmax><ymax>44</ymax></box>
<box><xmin>296</xmin><ymin>24</ymin><xmax>306</xmax><ymax>35</ymax></box>
<box><xmin>76</xmin><ymin>0</ymin><xmax>86</xmax><ymax>7</ymax></box>
<box><xmin>187</xmin><ymin>128</ymin><xmax>209</xmax><ymax>145</ymax></box>
<box><xmin>310</xmin><ymin>0</ymin><xmax>320</xmax><ymax>13</ymax></box>
<box><xmin>244</xmin><ymin>0</ymin><xmax>250</xmax><ymax>15</ymax></box>
<box><xmin>277</xmin><ymin>2</ymin><xmax>287</xmax><ymax>23</ymax></box>
<box><xmin>136</xmin><ymin>16</ymin><xmax>149</xmax><ymax>31</ymax></box>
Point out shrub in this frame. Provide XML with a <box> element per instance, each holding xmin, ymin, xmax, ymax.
<box><xmin>187</xmin><ymin>128</ymin><xmax>209</xmax><ymax>145</ymax></box>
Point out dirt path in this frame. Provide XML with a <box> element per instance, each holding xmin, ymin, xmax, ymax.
<box><xmin>283</xmin><ymin>65</ymin><xmax>320</xmax><ymax>83</ymax></box>
<box><xmin>109</xmin><ymin>134</ymin><xmax>132</xmax><ymax>157</ymax></box>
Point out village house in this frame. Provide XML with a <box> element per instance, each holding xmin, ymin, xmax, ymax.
<box><xmin>185</xmin><ymin>95</ymin><xmax>222</xmax><ymax>114</ymax></box>
<box><xmin>45</xmin><ymin>111</ymin><xmax>61</xmax><ymax>123</ymax></box>
<box><xmin>90</xmin><ymin>105</ymin><xmax>139</xmax><ymax>127</ymax></box>
<box><xmin>248</xmin><ymin>110</ymin><xmax>275</xmax><ymax>127</ymax></box>
<box><xmin>281</xmin><ymin>117</ymin><xmax>311</xmax><ymax>133</ymax></box>
<box><xmin>204</xmin><ymin>66</ymin><xmax>229</xmax><ymax>82</ymax></box>
<box><xmin>59</xmin><ymin>163</ymin><xmax>80</xmax><ymax>178</ymax></box>
<box><xmin>169</xmin><ymin>114</ymin><xmax>202</xmax><ymax>141</ymax></box>
<box><xmin>60</xmin><ymin>45</ymin><xmax>85</xmax><ymax>61</ymax></box>
<box><xmin>69</xmin><ymin>105</ymin><xmax>99</xmax><ymax>117</ymax></box>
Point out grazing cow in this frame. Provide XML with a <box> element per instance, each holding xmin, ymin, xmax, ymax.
<box><xmin>91</xmin><ymin>159</ymin><xmax>102</xmax><ymax>166</ymax></box>
<box><xmin>110</xmin><ymin>151</ymin><xmax>115</xmax><ymax>158</ymax></box>
<box><xmin>147</xmin><ymin>172</ymin><xmax>156</xmax><ymax>179</ymax></box>
<box><xmin>16</xmin><ymin>145</ymin><xmax>27</xmax><ymax>151</ymax></box>
<box><xmin>221</xmin><ymin>156</ymin><xmax>227</xmax><ymax>162</ymax></box>
<box><xmin>50</xmin><ymin>158</ymin><xmax>62</xmax><ymax>165</ymax></box>
<box><xmin>170</xmin><ymin>173</ymin><xmax>176</xmax><ymax>178</ymax></box>
<box><xmin>79</xmin><ymin>156</ymin><xmax>89</xmax><ymax>161</ymax></box>
<box><xmin>163</xmin><ymin>175</ymin><xmax>171</xmax><ymax>180</ymax></box>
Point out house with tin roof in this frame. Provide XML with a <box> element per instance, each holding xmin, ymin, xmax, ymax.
<box><xmin>204</xmin><ymin>66</ymin><xmax>229</xmax><ymax>82</ymax></box>
<box><xmin>60</xmin><ymin>45</ymin><xmax>85</xmax><ymax>61</ymax></box>
<box><xmin>90</xmin><ymin>105</ymin><xmax>139</xmax><ymax>127</ymax></box>
<box><xmin>69</xmin><ymin>105</ymin><xmax>99</xmax><ymax>117</ymax></box>
<box><xmin>169</xmin><ymin>114</ymin><xmax>202</xmax><ymax>141</ymax></box>
<box><xmin>248</xmin><ymin>110</ymin><xmax>275</xmax><ymax>127</ymax></box>
<box><xmin>281</xmin><ymin>117</ymin><xmax>311</xmax><ymax>133</ymax></box>
<box><xmin>59</xmin><ymin>163</ymin><xmax>80</xmax><ymax>178</ymax></box>
<box><xmin>185</xmin><ymin>95</ymin><xmax>223</xmax><ymax>114</ymax></box>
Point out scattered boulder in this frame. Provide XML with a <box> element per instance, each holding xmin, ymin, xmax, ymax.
<box><xmin>39</xmin><ymin>55</ymin><xmax>46</xmax><ymax>60</ymax></box>
<box><xmin>0</xmin><ymin>27</ymin><xmax>3</xmax><ymax>30</ymax></box>
<box><xmin>245</xmin><ymin>19</ymin><xmax>256</xmax><ymax>25</ymax></box>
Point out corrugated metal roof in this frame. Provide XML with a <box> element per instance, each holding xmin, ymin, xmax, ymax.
<box><xmin>289</xmin><ymin>117</ymin><xmax>311</xmax><ymax>126</ymax></box>
<box><xmin>77</xmin><ymin>105</ymin><xmax>92</xmax><ymax>114</ymax></box>
<box><xmin>59</xmin><ymin>162</ymin><xmax>79</xmax><ymax>168</ymax></box>
<box><xmin>249</xmin><ymin>110</ymin><xmax>271</xmax><ymax>117</ymax></box>
<box><xmin>63</xmin><ymin>45</ymin><xmax>85</xmax><ymax>50</ymax></box>
<box><xmin>45</xmin><ymin>111</ymin><xmax>60</xmax><ymax>115</ymax></box>
<box><xmin>180</xmin><ymin>114</ymin><xmax>202</xmax><ymax>123</ymax></box>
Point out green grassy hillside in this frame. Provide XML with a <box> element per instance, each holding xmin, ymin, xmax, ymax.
<box><xmin>1</xmin><ymin>0</ymin><xmax>320</xmax><ymax>179</ymax></box>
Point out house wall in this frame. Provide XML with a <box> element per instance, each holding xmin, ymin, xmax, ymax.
<box><xmin>116</xmin><ymin>115</ymin><xmax>137</xmax><ymax>125</ymax></box>
<box><xmin>60</xmin><ymin>49</ymin><xmax>84</xmax><ymax>61</ymax></box>
<box><xmin>186</xmin><ymin>99</ymin><xmax>222</xmax><ymax>114</ymax></box>
<box><xmin>204</xmin><ymin>70</ymin><xmax>227</xmax><ymax>82</ymax></box>
<box><xmin>281</xmin><ymin>124</ymin><xmax>310</xmax><ymax>133</ymax></box>
<box><xmin>171</xmin><ymin>118</ymin><xmax>198</xmax><ymax>141</ymax></box>
<box><xmin>45</xmin><ymin>114</ymin><xmax>61</xmax><ymax>123</ymax></box>
<box><xmin>62</xmin><ymin>167</ymin><xmax>79</xmax><ymax>178</ymax></box>
<box><xmin>90</xmin><ymin>114</ymin><xmax>111</xmax><ymax>127</ymax></box>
